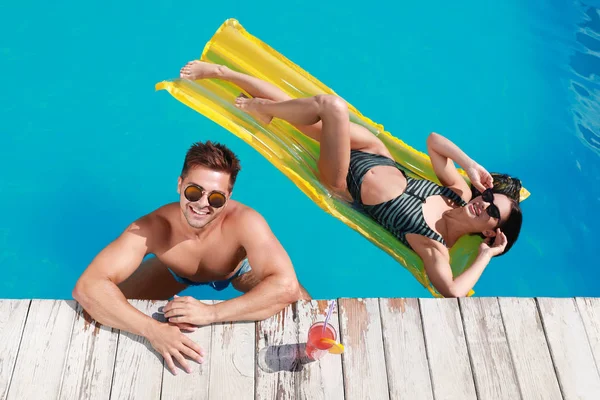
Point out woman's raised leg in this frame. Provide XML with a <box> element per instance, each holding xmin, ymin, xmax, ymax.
<box><xmin>179</xmin><ymin>60</ymin><xmax>391</xmax><ymax>158</ymax></box>
<box><xmin>180</xmin><ymin>60</ymin><xmax>292</xmax><ymax>102</ymax></box>
<box><xmin>235</xmin><ymin>94</ymin><xmax>353</xmax><ymax>190</ymax></box>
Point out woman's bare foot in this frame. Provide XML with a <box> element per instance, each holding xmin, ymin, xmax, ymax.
<box><xmin>179</xmin><ymin>60</ymin><xmax>226</xmax><ymax>80</ymax></box>
<box><xmin>234</xmin><ymin>94</ymin><xmax>274</xmax><ymax>124</ymax></box>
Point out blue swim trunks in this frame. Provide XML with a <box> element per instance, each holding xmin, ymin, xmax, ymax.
<box><xmin>168</xmin><ymin>258</ymin><xmax>252</xmax><ymax>291</ymax></box>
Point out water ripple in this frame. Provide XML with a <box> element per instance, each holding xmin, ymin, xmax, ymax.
<box><xmin>570</xmin><ymin>3</ymin><xmax>600</xmax><ymax>155</ymax></box>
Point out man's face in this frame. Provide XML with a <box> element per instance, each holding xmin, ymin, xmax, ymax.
<box><xmin>178</xmin><ymin>166</ymin><xmax>231</xmax><ymax>229</ymax></box>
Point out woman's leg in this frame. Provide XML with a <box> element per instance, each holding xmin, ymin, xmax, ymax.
<box><xmin>180</xmin><ymin>60</ymin><xmax>292</xmax><ymax>102</ymax></box>
<box><xmin>235</xmin><ymin>94</ymin><xmax>354</xmax><ymax>190</ymax></box>
<box><xmin>180</xmin><ymin>60</ymin><xmax>391</xmax><ymax>157</ymax></box>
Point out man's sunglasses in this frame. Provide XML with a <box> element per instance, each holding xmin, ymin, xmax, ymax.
<box><xmin>184</xmin><ymin>184</ymin><xmax>227</xmax><ymax>208</ymax></box>
<box><xmin>481</xmin><ymin>188</ymin><xmax>501</xmax><ymax>220</ymax></box>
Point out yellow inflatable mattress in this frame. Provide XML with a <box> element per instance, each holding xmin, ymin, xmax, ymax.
<box><xmin>156</xmin><ymin>18</ymin><xmax>530</xmax><ymax>297</ymax></box>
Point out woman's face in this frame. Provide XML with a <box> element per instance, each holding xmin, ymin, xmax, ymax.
<box><xmin>465</xmin><ymin>192</ymin><xmax>513</xmax><ymax>233</ymax></box>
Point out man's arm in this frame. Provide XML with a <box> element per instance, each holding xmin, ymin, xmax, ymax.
<box><xmin>165</xmin><ymin>208</ymin><xmax>302</xmax><ymax>325</ymax></box>
<box><xmin>214</xmin><ymin>208</ymin><xmax>301</xmax><ymax>322</ymax></box>
<box><xmin>72</xmin><ymin>220</ymin><xmax>157</xmax><ymax>335</ymax></box>
<box><xmin>413</xmin><ymin>238</ymin><xmax>492</xmax><ymax>298</ymax></box>
<box><xmin>72</xmin><ymin>218</ymin><xmax>204</xmax><ymax>374</ymax></box>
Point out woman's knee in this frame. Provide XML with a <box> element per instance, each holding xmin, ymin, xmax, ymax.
<box><xmin>315</xmin><ymin>94</ymin><xmax>348</xmax><ymax>116</ymax></box>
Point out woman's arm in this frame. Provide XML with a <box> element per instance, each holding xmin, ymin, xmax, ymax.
<box><xmin>426</xmin><ymin>132</ymin><xmax>493</xmax><ymax>201</ymax></box>
<box><xmin>411</xmin><ymin>231</ymin><xmax>508</xmax><ymax>297</ymax></box>
<box><xmin>414</xmin><ymin>240</ymin><xmax>491</xmax><ymax>297</ymax></box>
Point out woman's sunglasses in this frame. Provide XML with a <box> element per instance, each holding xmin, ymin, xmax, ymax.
<box><xmin>481</xmin><ymin>189</ymin><xmax>501</xmax><ymax>219</ymax></box>
<box><xmin>183</xmin><ymin>184</ymin><xmax>227</xmax><ymax>208</ymax></box>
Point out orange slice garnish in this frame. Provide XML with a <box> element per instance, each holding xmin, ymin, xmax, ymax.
<box><xmin>320</xmin><ymin>338</ymin><xmax>345</xmax><ymax>354</ymax></box>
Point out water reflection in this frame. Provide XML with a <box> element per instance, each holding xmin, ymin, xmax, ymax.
<box><xmin>570</xmin><ymin>2</ymin><xmax>600</xmax><ymax>155</ymax></box>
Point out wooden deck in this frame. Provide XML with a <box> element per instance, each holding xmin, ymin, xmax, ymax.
<box><xmin>1</xmin><ymin>297</ymin><xmax>599</xmax><ymax>400</ymax></box>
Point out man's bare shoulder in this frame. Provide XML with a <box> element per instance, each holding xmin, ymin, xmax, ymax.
<box><xmin>223</xmin><ymin>201</ymin><xmax>272</xmax><ymax>236</ymax></box>
<box><xmin>125</xmin><ymin>203</ymin><xmax>177</xmax><ymax>245</ymax></box>
<box><xmin>223</xmin><ymin>201</ymin><xmax>290</xmax><ymax>273</ymax></box>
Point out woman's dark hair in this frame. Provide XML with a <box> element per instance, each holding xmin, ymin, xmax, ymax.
<box><xmin>471</xmin><ymin>173</ymin><xmax>522</xmax><ymax>202</ymax></box>
<box><xmin>472</xmin><ymin>173</ymin><xmax>523</xmax><ymax>256</ymax></box>
<box><xmin>496</xmin><ymin>199</ymin><xmax>522</xmax><ymax>255</ymax></box>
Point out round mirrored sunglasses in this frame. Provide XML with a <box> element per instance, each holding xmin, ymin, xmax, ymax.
<box><xmin>184</xmin><ymin>184</ymin><xmax>227</xmax><ymax>208</ymax></box>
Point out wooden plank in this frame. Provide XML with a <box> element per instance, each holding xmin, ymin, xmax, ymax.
<box><xmin>538</xmin><ymin>297</ymin><xmax>600</xmax><ymax>400</ymax></box>
<box><xmin>339</xmin><ymin>297</ymin><xmax>389</xmax><ymax>400</ymax></box>
<box><xmin>58</xmin><ymin>302</ymin><xmax>118</xmax><ymax>400</ymax></box>
<box><xmin>379</xmin><ymin>298</ymin><xmax>433</xmax><ymax>400</ymax></box>
<box><xmin>498</xmin><ymin>297</ymin><xmax>561</xmax><ymax>400</ymax></box>
<box><xmin>419</xmin><ymin>298</ymin><xmax>476</xmax><ymax>400</ymax></box>
<box><xmin>208</xmin><ymin>300</ymin><xmax>255</xmax><ymax>400</ymax></box>
<box><xmin>575</xmin><ymin>297</ymin><xmax>600</xmax><ymax>374</ymax></box>
<box><xmin>0</xmin><ymin>300</ymin><xmax>30</xmax><ymax>400</ymax></box>
<box><xmin>458</xmin><ymin>297</ymin><xmax>520</xmax><ymax>400</ymax></box>
<box><xmin>161</xmin><ymin>300</ymin><xmax>213</xmax><ymax>400</ymax></box>
<box><xmin>6</xmin><ymin>300</ymin><xmax>76</xmax><ymax>400</ymax></box>
<box><xmin>110</xmin><ymin>300</ymin><xmax>164</xmax><ymax>400</ymax></box>
<box><xmin>293</xmin><ymin>300</ymin><xmax>344</xmax><ymax>400</ymax></box>
<box><xmin>255</xmin><ymin>303</ymin><xmax>298</xmax><ymax>400</ymax></box>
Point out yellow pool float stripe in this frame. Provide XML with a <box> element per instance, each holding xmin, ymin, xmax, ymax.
<box><xmin>156</xmin><ymin>18</ymin><xmax>529</xmax><ymax>297</ymax></box>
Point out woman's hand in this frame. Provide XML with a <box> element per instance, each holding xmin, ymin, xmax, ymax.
<box><xmin>163</xmin><ymin>295</ymin><xmax>215</xmax><ymax>326</ymax></box>
<box><xmin>466</xmin><ymin>163</ymin><xmax>494</xmax><ymax>193</ymax></box>
<box><xmin>479</xmin><ymin>229</ymin><xmax>507</xmax><ymax>257</ymax></box>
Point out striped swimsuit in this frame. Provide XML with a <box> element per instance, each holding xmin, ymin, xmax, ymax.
<box><xmin>346</xmin><ymin>150</ymin><xmax>467</xmax><ymax>249</ymax></box>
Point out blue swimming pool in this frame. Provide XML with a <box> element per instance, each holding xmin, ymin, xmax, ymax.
<box><xmin>1</xmin><ymin>1</ymin><xmax>599</xmax><ymax>300</ymax></box>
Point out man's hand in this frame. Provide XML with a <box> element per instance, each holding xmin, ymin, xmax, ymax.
<box><xmin>168</xmin><ymin>322</ymin><xmax>198</xmax><ymax>332</ymax></box>
<box><xmin>479</xmin><ymin>229</ymin><xmax>507</xmax><ymax>257</ymax></box>
<box><xmin>145</xmin><ymin>322</ymin><xmax>205</xmax><ymax>375</ymax></box>
<box><xmin>163</xmin><ymin>295</ymin><xmax>215</xmax><ymax>326</ymax></box>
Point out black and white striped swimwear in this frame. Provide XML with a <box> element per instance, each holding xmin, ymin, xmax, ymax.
<box><xmin>346</xmin><ymin>150</ymin><xmax>467</xmax><ymax>249</ymax></box>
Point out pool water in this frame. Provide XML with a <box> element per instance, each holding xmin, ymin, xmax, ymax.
<box><xmin>1</xmin><ymin>0</ymin><xmax>599</xmax><ymax>300</ymax></box>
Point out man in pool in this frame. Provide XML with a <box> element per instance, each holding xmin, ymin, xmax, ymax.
<box><xmin>72</xmin><ymin>140</ymin><xmax>309</xmax><ymax>375</ymax></box>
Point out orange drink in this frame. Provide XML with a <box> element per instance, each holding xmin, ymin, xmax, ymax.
<box><xmin>305</xmin><ymin>322</ymin><xmax>336</xmax><ymax>360</ymax></box>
